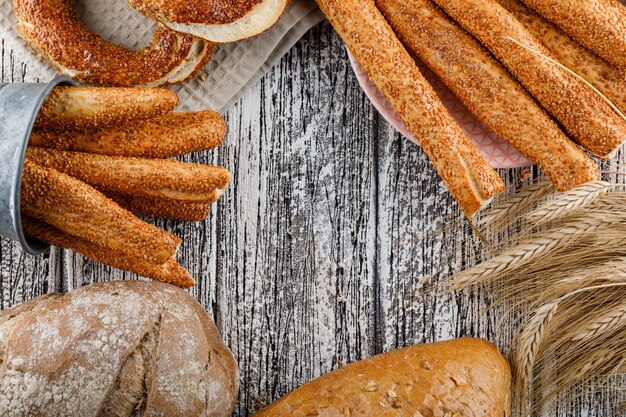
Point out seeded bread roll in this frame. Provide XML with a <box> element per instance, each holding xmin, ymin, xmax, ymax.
<box><xmin>497</xmin><ymin>0</ymin><xmax>626</xmax><ymax>114</ymax></box>
<box><xmin>0</xmin><ymin>281</ymin><xmax>239</xmax><ymax>417</ymax></box>
<box><xmin>431</xmin><ymin>0</ymin><xmax>626</xmax><ymax>158</ymax></box>
<box><xmin>128</xmin><ymin>0</ymin><xmax>290</xmax><ymax>43</ymax></box>
<box><xmin>34</xmin><ymin>86</ymin><xmax>179</xmax><ymax>131</ymax></box>
<box><xmin>520</xmin><ymin>0</ymin><xmax>626</xmax><ymax>71</ymax></box>
<box><xmin>253</xmin><ymin>338</ymin><xmax>511</xmax><ymax>417</ymax></box>
<box><xmin>376</xmin><ymin>0</ymin><xmax>599</xmax><ymax>192</ymax></box>
<box><xmin>317</xmin><ymin>0</ymin><xmax>505</xmax><ymax>217</ymax></box>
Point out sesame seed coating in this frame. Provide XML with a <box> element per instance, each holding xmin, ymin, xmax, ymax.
<box><xmin>499</xmin><ymin>0</ymin><xmax>626</xmax><ymax>115</ymax></box>
<box><xmin>30</xmin><ymin>111</ymin><xmax>227</xmax><ymax>158</ymax></box>
<box><xmin>13</xmin><ymin>0</ymin><xmax>214</xmax><ymax>86</ymax></box>
<box><xmin>377</xmin><ymin>0</ymin><xmax>599</xmax><ymax>191</ymax></box>
<box><xmin>317</xmin><ymin>0</ymin><xmax>505</xmax><ymax>217</ymax></box>
<box><xmin>26</xmin><ymin>148</ymin><xmax>231</xmax><ymax>203</ymax></box>
<box><xmin>128</xmin><ymin>0</ymin><xmax>265</xmax><ymax>25</ymax></box>
<box><xmin>431</xmin><ymin>0</ymin><xmax>626</xmax><ymax>158</ymax></box>
<box><xmin>521</xmin><ymin>0</ymin><xmax>626</xmax><ymax>71</ymax></box>
<box><xmin>22</xmin><ymin>217</ymin><xmax>195</xmax><ymax>288</ymax></box>
<box><xmin>21</xmin><ymin>161</ymin><xmax>181</xmax><ymax>265</ymax></box>
<box><xmin>35</xmin><ymin>86</ymin><xmax>179</xmax><ymax>131</ymax></box>
<box><xmin>109</xmin><ymin>193</ymin><xmax>212</xmax><ymax>222</ymax></box>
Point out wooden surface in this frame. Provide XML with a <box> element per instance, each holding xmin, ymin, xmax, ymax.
<box><xmin>1</xmin><ymin>22</ymin><xmax>624</xmax><ymax>416</ymax></box>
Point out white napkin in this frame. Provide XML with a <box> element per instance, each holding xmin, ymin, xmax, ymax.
<box><xmin>0</xmin><ymin>0</ymin><xmax>325</xmax><ymax>113</ymax></box>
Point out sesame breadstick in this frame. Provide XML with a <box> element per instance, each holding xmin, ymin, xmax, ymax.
<box><xmin>497</xmin><ymin>0</ymin><xmax>626</xmax><ymax>114</ymax></box>
<box><xmin>22</xmin><ymin>217</ymin><xmax>195</xmax><ymax>288</ymax></box>
<box><xmin>377</xmin><ymin>0</ymin><xmax>599</xmax><ymax>191</ymax></box>
<box><xmin>29</xmin><ymin>111</ymin><xmax>226</xmax><ymax>158</ymax></box>
<box><xmin>431</xmin><ymin>0</ymin><xmax>626</xmax><ymax>158</ymax></box>
<box><xmin>520</xmin><ymin>0</ymin><xmax>626</xmax><ymax>71</ymax></box>
<box><xmin>316</xmin><ymin>0</ymin><xmax>505</xmax><ymax>217</ymax></box>
<box><xmin>26</xmin><ymin>148</ymin><xmax>230</xmax><ymax>203</ymax></box>
<box><xmin>35</xmin><ymin>86</ymin><xmax>179</xmax><ymax>130</ymax></box>
<box><xmin>21</xmin><ymin>161</ymin><xmax>181</xmax><ymax>265</ymax></box>
<box><xmin>108</xmin><ymin>193</ymin><xmax>212</xmax><ymax>222</ymax></box>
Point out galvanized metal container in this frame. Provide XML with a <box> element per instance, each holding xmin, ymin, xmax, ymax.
<box><xmin>0</xmin><ymin>76</ymin><xmax>77</xmax><ymax>254</ymax></box>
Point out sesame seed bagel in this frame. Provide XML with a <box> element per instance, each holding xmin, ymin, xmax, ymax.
<box><xmin>13</xmin><ymin>0</ymin><xmax>215</xmax><ymax>87</ymax></box>
<box><xmin>128</xmin><ymin>0</ymin><xmax>290</xmax><ymax>43</ymax></box>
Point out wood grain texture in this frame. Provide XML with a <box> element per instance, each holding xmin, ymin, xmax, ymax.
<box><xmin>1</xmin><ymin>22</ymin><xmax>624</xmax><ymax>416</ymax></box>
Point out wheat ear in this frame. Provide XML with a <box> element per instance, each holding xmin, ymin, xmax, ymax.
<box><xmin>526</xmin><ymin>181</ymin><xmax>612</xmax><ymax>226</ymax></box>
<box><xmin>450</xmin><ymin>218</ymin><xmax>615</xmax><ymax>290</ymax></box>
<box><xmin>476</xmin><ymin>181</ymin><xmax>553</xmax><ymax>228</ymax></box>
<box><xmin>513</xmin><ymin>302</ymin><xmax>559</xmax><ymax>391</ymax></box>
<box><xmin>572</xmin><ymin>302</ymin><xmax>626</xmax><ymax>343</ymax></box>
<box><xmin>513</xmin><ymin>284</ymin><xmax>626</xmax><ymax>396</ymax></box>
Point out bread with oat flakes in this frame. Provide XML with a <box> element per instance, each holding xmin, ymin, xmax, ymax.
<box><xmin>253</xmin><ymin>338</ymin><xmax>511</xmax><ymax>417</ymax></box>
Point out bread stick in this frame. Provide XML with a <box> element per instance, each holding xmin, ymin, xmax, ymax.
<box><xmin>35</xmin><ymin>86</ymin><xmax>179</xmax><ymax>130</ymax></box>
<box><xmin>29</xmin><ymin>111</ymin><xmax>226</xmax><ymax>158</ymax></box>
<box><xmin>108</xmin><ymin>193</ymin><xmax>212</xmax><ymax>222</ymax></box>
<box><xmin>520</xmin><ymin>0</ymin><xmax>626</xmax><ymax>71</ymax></box>
<box><xmin>21</xmin><ymin>161</ymin><xmax>181</xmax><ymax>265</ymax></box>
<box><xmin>431</xmin><ymin>0</ymin><xmax>626</xmax><ymax>158</ymax></box>
<box><xmin>26</xmin><ymin>148</ymin><xmax>230</xmax><ymax>203</ymax></box>
<box><xmin>22</xmin><ymin>217</ymin><xmax>195</xmax><ymax>288</ymax></box>
<box><xmin>316</xmin><ymin>0</ymin><xmax>505</xmax><ymax>216</ymax></box>
<box><xmin>377</xmin><ymin>0</ymin><xmax>599</xmax><ymax>191</ymax></box>
<box><xmin>498</xmin><ymin>0</ymin><xmax>626</xmax><ymax>114</ymax></box>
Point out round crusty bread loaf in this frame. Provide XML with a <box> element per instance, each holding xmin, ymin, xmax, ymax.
<box><xmin>253</xmin><ymin>337</ymin><xmax>511</xmax><ymax>417</ymax></box>
<box><xmin>0</xmin><ymin>281</ymin><xmax>238</xmax><ymax>417</ymax></box>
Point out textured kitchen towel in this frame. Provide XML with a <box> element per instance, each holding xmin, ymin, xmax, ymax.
<box><xmin>0</xmin><ymin>0</ymin><xmax>325</xmax><ymax>113</ymax></box>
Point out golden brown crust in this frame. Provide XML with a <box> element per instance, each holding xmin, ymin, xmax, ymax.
<box><xmin>35</xmin><ymin>87</ymin><xmax>179</xmax><ymax>131</ymax></box>
<box><xmin>317</xmin><ymin>0</ymin><xmax>504</xmax><ymax>217</ymax></box>
<box><xmin>128</xmin><ymin>0</ymin><xmax>265</xmax><ymax>25</ymax></box>
<box><xmin>30</xmin><ymin>111</ymin><xmax>226</xmax><ymax>158</ymax></box>
<box><xmin>377</xmin><ymin>0</ymin><xmax>599</xmax><ymax>191</ymax></box>
<box><xmin>498</xmin><ymin>0</ymin><xmax>626</xmax><ymax>115</ymax></box>
<box><xmin>128</xmin><ymin>0</ymin><xmax>290</xmax><ymax>43</ymax></box>
<box><xmin>21</xmin><ymin>161</ymin><xmax>181</xmax><ymax>265</ymax></box>
<box><xmin>520</xmin><ymin>0</ymin><xmax>626</xmax><ymax>71</ymax></box>
<box><xmin>431</xmin><ymin>0</ymin><xmax>626</xmax><ymax>158</ymax></box>
<box><xmin>253</xmin><ymin>338</ymin><xmax>511</xmax><ymax>417</ymax></box>
<box><xmin>26</xmin><ymin>148</ymin><xmax>231</xmax><ymax>203</ymax></box>
<box><xmin>22</xmin><ymin>217</ymin><xmax>195</xmax><ymax>288</ymax></box>
<box><xmin>13</xmin><ymin>0</ymin><xmax>214</xmax><ymax>86</ymax></box>
<box><xmin>108</xmin><ymin>193</ymin><xmax>212</xmax><ymax>222</ymax></box>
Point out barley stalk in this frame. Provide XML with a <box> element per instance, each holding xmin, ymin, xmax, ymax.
<box><xmin>572</xmin><ymin>303</ymin><xmax>626</xmax><ymax>343</ymax></box>
<box><xmin>513</xmin><ymin>284</ymin><xmax>626</xmax><ymax>397</ymax></box>
<box><xmin>514</xmin><ymin>302</ymin><xmax>559</xmax><ymax>390</ymax></box>
<box><xmin>526</xmin><ymin>181</ymin><xmax>612</xmax><ymax>226</ymax></box>
<box><xmin>451</xmin><ymin>219</ymin><xmax>614</xmax><ymax>290</ymax></box>
<box><xmin>476</xmin><ymin>181</ymin><xmax>553</xmax><ymax>228</ymax></box>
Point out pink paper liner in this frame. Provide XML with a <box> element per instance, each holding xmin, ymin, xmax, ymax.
<box><xmin>347</xmin><ymin>51</ymin><xmax>534</xmax><ymax>169</ymax></box>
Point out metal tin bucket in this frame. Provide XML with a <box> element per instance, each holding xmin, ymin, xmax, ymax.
<box><xmin>0</xmin><ymin>76</ymin><xmax>77</xmax><ymax>254</ymax></box>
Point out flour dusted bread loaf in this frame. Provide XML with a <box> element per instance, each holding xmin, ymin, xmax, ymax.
<box><xmin>0</xmin><ymin>281</ymin><xmax>238</xmax><ymax>417</ymax></box>
<box><xmin>253</xmin><ymin>338</ymin><xmax>511</xmax><ymax>416</ymax></box>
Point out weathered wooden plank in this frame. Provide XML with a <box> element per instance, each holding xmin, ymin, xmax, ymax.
<box><xmin>0</xmin><ymin>240</ymin><xmax>58</xmax><ymax>308</ymax></box>
<box><xmin>215</xmin><ymin>23</ymin><xmax>378</xmax><ymax>415</ymax></box>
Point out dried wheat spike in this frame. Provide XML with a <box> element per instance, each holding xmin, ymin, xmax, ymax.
<box><xmin>526</xmin><ymin>181</ymin><xmax>612</xmax><ymax>226</ymax></box>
